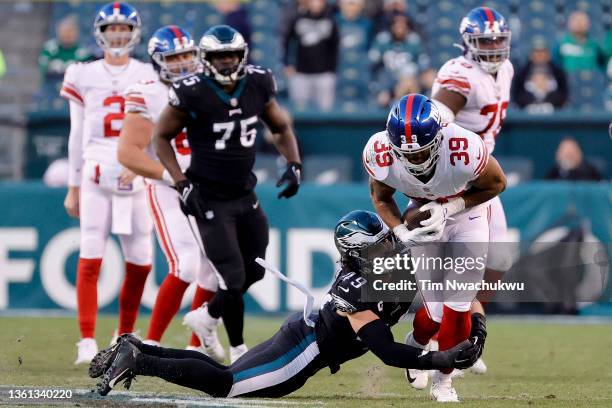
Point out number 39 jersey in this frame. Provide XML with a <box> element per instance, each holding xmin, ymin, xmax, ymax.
<box><xmin>123</xmin><ymin>78</ymin><xmax>191</xmax><ymax>179</ymax></box>
<box><xmin>432</xmin><ymin>55</ymin><xmax>513</xmax><ymax>154</ymax></box>
<box><xmin>362</xmin><ymin>123</ymin><xmax>488</xmax><ymax>202</ymax></box>
<box><xmin>60</xmin><ymin>59</ymin><xmax>157</xmax><ymax>166</ymax></box>
<box><xmin>169</xmin><ymin>65</ymin><xmax>277</xmax><ymax>200</ymax></box>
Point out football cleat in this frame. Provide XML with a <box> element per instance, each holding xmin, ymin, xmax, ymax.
<box><xmin>230</xmin><ymin>344</ymin><xmax>248</xmax><ymax>364</ymax></box>
<box><xmin>75</xmin><ymin>338</ymin><xmax>98</xmax><ymax>365</ymax></box>
<box><xmin>89</xmin><ymin>334</ymin><xmax>141</xmax><ymax>378</ymax></box>
<box><xmin>183</xmin><ymin>305</ymin><xmax>226</xmax><ymax>363</ymax></box>
<box><xmin>430</xmin><ymin>372</ymin><xmax>459</xmax><ymax>403</ymax></box>
<box><xmin>469</xmin><ymin>357</ymin><xmax>487</xmax><ymax>374</ymax></box>
<box><xmin>97</xmin><ymin>341</ymin><xmax>140</xmax><ymax>396</ymax></box>
<box><xmin>404</xmin><ymin>331</ymin><xmax>429</xmax><ymax>390</ymax></box>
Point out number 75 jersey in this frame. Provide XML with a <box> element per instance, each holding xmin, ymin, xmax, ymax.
<box><xmin>363</xmin><ymin>123</ymin><xmax>488</xmax><ymax>202</ymax></box>
<box><xmin>432</xmin><ymin>55</ymin><xmax>513</xmax><ymax>154</ymax></box>
<box><xmin>60</xmin><ymin>59</ymin><xmax>157</xmax><ymax>165</ymax></box>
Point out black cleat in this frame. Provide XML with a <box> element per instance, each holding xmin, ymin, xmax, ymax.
<box><xmin>96</xmin><ymin>341</ymin><xmax>140</xmax><ymax>396</ymax></box>
<box><xmin>89</xmin><ymin>334</ymin><xmax>141</xmax><ymax>378</ymax></box>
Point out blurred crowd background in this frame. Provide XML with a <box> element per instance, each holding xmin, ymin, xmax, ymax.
<box><xmin>0</xmin><ymin>0</ymin><xmax>610</xmax><ymax>184</ymax></box>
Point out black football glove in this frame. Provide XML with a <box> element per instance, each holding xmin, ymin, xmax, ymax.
<box><xmin>276</xmin><ymin>162</ymin><xmax>301</xmax><ymax>199</ymax></box>
<box><xmin>469</xmin><ymin>312</ymin><xmax>487</xmax><ymax>361</ymax></box>
<box><xmin>174</xmin><ymin>179</ymin><xmax>206</xmax><ymax>220</ymax></box>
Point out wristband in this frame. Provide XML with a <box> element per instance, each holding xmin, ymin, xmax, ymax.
<box><xmin>161</xmin><ymin>169</ymin><xmax>174</xmax><ymax>186</ymax></box>
<box><xmin>442</xmin><ymin>197</ymin><xmax>465</xmax><ymax>218</ymax></box>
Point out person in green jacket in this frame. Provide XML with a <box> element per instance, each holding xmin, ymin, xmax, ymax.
<box><xmin>39</xmin><ymin>15</ymin><xmax>92</xmax><ymax>81</ymax></box>
<box><xmin>552</xmin><ymin>10</ymin><xmax>605</xmax><ymax>72</ymax></box>
<box><xmin>0</xmin><ymin>48</ymin><xmax>6</xmax><ymax>80</ymax></box>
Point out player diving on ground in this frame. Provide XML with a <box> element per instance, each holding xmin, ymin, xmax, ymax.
<box><xmin>91</xmin><ymin>210</ymin><xmax>486</xmax><ymax>398</ymax></box>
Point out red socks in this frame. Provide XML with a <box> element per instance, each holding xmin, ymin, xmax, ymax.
<box><xmin>118</xmin><ymin>262</ymin><xmax>151</xmax><ymax>335</ymax></box>
<box><xmin>188</xmin><ymin>286</ymin><xmax>216</xmax><ymax>347</ymax></box>
<box><xmin>437</xmin><ymin>305</ymin><xmax>472</xmax><ymax>374</ymax></box>
<box><xmin>76</xmin><ymin>258</ymin><xmax>103</xmax><ymax>338</ymax></box>
<box><xmin>412</xmin><ymin>306</ymin><xmax>441</xmax><ymax>346</ymax></box>
<box><xmin>146</xmin><ymin>274</ymin><xmax>190</xmax><ymax>342</ymax></box>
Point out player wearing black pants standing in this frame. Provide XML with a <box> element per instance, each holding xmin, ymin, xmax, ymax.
<box><xmin>153</xmin><ymin>25</ymin><xmax>301</xmax><ymax>363</ymax></box>
<box><xmin>93</xmin><ymin>210</ymin><xmax>486</xmax><ymax>398</ymax></box>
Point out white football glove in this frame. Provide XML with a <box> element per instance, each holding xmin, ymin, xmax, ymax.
<box><xmin>393</xmin><ymin>223</ymin><xmax>444</xmax><ymax>246</ymax></box>
<box><xmin>419</xmin><ymin>198</ymin><xmax>466</xmax><ymax>229</ymax></box>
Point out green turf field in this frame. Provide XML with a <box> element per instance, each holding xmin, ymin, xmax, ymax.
<box><xmin>0</xmin><ymin>315</ymin><xmax>611</xmax><ymax>407</ymax></box>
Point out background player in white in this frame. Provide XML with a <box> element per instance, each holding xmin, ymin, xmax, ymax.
<box><xmin>364</xmin><ymin>94</ymin><xmax>506</xmax><ymax>402</ymax></box>
<box><xmin>117</xmin><ymin>25</ymin><xmax>223</xmax><ymax>361</ymax></box>
<box><xmin>431</xmin><ymin>6</ymin><xmax>513</xmax><ymax>374</ymax></box>
<box><xmin>60</xmin><ymin>2</ymin><xmax>157</xmax><ymax>364</ymax></box>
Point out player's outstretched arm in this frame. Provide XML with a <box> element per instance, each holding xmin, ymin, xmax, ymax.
<box><xmin>153</xmin><ymin>104</ymin><xmax>188</xmax><ymax>184</ymax></box>
<box><xmin>345</xmin><ymin>310</ymin><xmax>477</xmax><ymax>370</ymax></box>
<box><xmin>118</xmin><ymin>113</ymin><xmax>169</xmax><ymax>182</ymax></box>
<box><xmin>262</xmin><ymin>99</ymin><xmax>302</xmax><ymax>198</ymax></box>
<box><xmin>463</xmin><ymin>155</ymin><xmax>507</xmax><ymax>209</ymax></box>
<box><xmin>431</xmin><ymin>88</ymin><xmax>467</xmax><ymax>123</ymax></box>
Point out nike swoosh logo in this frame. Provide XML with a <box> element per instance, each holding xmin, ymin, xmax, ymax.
<box><xmin>338</xmin><ymin>286</ymin><xmax>349</xmax><ymax>293</ymax></box>
<box><xmin>108</xmin><ymin>368</ymin><xmax>129</xmax><ymax>388</ymax></box>
<box><xmin>469</xmin><ymin>216</ymin><xmax>481</xmax><ymax>220</ymax></box>
<box><xmin>252</xmin><ymin>200</ymin><xmax>259</xmax><ymax>209</ymax></box>
<box><xmin>476</xmin><ymin>150</ymin><xmax>482</xmax><ymax>161</ymax></box>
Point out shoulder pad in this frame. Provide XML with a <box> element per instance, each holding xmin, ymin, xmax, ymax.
<box><xmin>435</xmin><ymin>58</ymin><xmax>474</xmax><ymax>98</ymax></box>
<box><xmin>363</xmin><ymin>132</ymin><xmax>392</xmax><ymax>181</ymax></box>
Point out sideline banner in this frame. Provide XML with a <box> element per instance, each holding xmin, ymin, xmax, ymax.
<box><xmin>0</xmin><ymin>182</ymin><xmax>610</xmax><ymax>314</ymax></box>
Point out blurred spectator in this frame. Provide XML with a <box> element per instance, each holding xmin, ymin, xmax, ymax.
<box><xmin>553</xmin><ymin>11</ymin><xmax>605</xmax><ymax>73</ymax></box>
<box><xmin>546</xmin><ymin>137</ymin><xmax>602</xmax><ymax>181</ymax></box>
<box><xmin>604</xmin><ymin>30</ymin><xmax>612</xmax><ymax>111</ymax></box>
<box><xmin>214</xmin><ymin>0</ymin><xmax>251</xmax><ymax>46</ymax></box>
<box><xmin>513</xmin><ymin>37</ymin><xmax>568</xmax><ymax>114</ymax></box>
<box><xmin>282</xmin><ymin>0</ymin><xmax>339</xmax><ymax>111</ymax></box>
<box><xmin>336</xmin><ymin>0</ymin><xmax>372</xmax><ymax>55</ymax></box>
<box><xmin>371</xmin><ymin>0</ymin><xmax>420</xmax><ymax>37</ymax></box>
<box><xmin>369</xmin><ymin>13</ymin><xmax>430</xmax><ymax>107</ymax></box>
<box><xmin>0</xmin><ymin>48</ymin><xmax>6</xmax><ymax>81</ymax></box>
<box><xmin>38</xmin><ymin>15</ymin><xmax>91</xmax><ymax>82</ymax></box>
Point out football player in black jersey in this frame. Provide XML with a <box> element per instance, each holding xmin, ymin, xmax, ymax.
<box><xmin>153</xmin><ymin>25</ymin><xmax>301</xmax><ymax>363</ymax></box>
<box><xmin>94</xmin><ymin>210</ymin><xmax>487</xmax><ymax>398</ymax></box>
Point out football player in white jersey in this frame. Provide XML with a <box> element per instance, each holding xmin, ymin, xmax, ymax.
<box><xmin>364</xmin><ymin>94</ymin><xmax>506</xmax><ymax>402</ymax></box>
<box><xmin>431</xmin><ymin>6</ymin><xmax>514</xmax><ymax>374</ymax></box>
<box><xmin>116</xmin><ymin>25</ymin><xmax>223</xmax><ymax>362</ymax></box>
<box><xmin>60</xmin><ymin>2</ymin><xmax>157</xmax><ymax>365</ymax></box>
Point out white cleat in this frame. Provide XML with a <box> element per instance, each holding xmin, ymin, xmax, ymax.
<box><xmin>183</xmin><ymin>305</ymin><xmax>226</xmax><ymax>363</ymax></box>
<box><xmin>142</xmin><ymin>339</ymin><xmax>160</xmax><ymax>347</ymax></box>
<box><xmin>229</xmin><ymin>344</ymin><xmax>248</xmax><ymax>364</ymax></box>
<box><xmin>406</xmin><ymin>368</ymin><xmax>429</xmax><ymax>390</ymax></box>
<box><xmin>430</xmin><ymin>372</ymin><xmax>459</xmax><ymax>403</ymax></box>
<box><xmin>75</xmin><ymin>338</ymin><xmax>98</xmax><ymax>365</ymax></box>
<box><xmin>404</xmin><ymin>330</ymin><xmax>429</xmax><ymax>390</ymax></box>
<box><xmin>469</xmin><ymin>357</ymin><xmax>487</xmax><ymax>374</ymax></box>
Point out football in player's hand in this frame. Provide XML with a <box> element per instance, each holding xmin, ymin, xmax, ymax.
<box><xmin>402</xmin><ymin>201</ymin><xmax>431</xmax><ymax>230</ymax></box>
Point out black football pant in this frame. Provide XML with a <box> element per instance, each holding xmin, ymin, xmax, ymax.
<box><xmin>134</xmin><ymin>313</ymin><xmax>327</xmax><ymax>398</ymax></box>
<box><xmin>195</xmin><ymin>191</ymin><xmax>269</xmax><ymax>347</ymax></box>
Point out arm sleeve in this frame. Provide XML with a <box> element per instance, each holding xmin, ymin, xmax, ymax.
<box><xmin>67</xmin><ymin>100</ymin><xmax>85</xmax><ymax>187</ymax></box>
<box><xmin>357</xmin><ymin>319</ymin><xmax>451</xmax><ymax>370</ymax></box>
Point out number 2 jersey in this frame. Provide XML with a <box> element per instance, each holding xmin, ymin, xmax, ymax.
<box><xmin>315</xmin><ymin>267</ymin><xmax>411</xmax><ymax>371</ymax></box>
<box><xmin>362</xmin><ymin>123</ymin><xmax>488</xmax><ymax>203</ymax></box>
<box><xmin>60</xmin><ymin>59</ymin><xmax>157</xmax><ymax>170</ymax></box>
<box><xmin>168</xmin><ymin>65</ymin><xmax>277</xmax><ymax>200</ymax></box>
<box><xmin>432</xmin><ymin>55</ymin><xmax>513</xmax><ymax>154</ymax></box>
<box><xmin>123</xmin><ymin>78</ymin><xmax>191</xmax><ymax>183</ymax></box>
